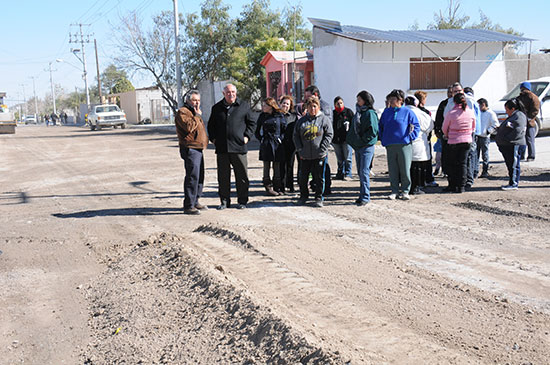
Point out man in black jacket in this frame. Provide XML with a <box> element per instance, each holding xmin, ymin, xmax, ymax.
<box><xmin>207</xmin><ymin>83</ymin><xmax>256</xmax><ymax>210</ymax></box>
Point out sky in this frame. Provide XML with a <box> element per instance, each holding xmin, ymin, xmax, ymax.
<box><xmin>2</xmin><ymin>0</ymin><xmax>549</xmax><ymax>109</ymax></box>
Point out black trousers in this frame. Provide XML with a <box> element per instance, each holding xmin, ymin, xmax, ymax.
<box><xmin>280</xmin><ymin>151</ymin><xmax>297</xmax><ymax>192</ymax></box>
<box><xmin>410</xmin><ymin>160</ymin><xmax>430</xmax><ymax>191</ymax></box>
<box><xmin>180</xmin><ymin>146</ymin><xmax>205</xmax><ymax>209</ymax></box>
<box><xmin>298</xmin><ymin>157</ymin><xmax>327</xmax><ymax>201</ymax></box>
<box><xmin>216</xmin><ymin>152</ymin><xmax>249</xmax><ymax>206</ymax></box>
<box><xmin>447</xmin><ymin>143</ymin><xmax>471</xmax><ymax>189</ymax></box>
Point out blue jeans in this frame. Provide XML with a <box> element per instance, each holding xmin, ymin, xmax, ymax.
<box><xmin>180</xmin><ymin>147</ymin><xmax>205</xmax><ymax>209</ymax></box>
<box><xmin>466</xmin><ymin>135</ymin><xmax>477</xmax><ymax>185</ymax></box>
<box><xmin>355</xmin><ymin>145</ymin><xmax>375</xmax><ymax>202</ymax></box>
<box><xmin>476</xmin><ymin>136</ymin><xmax>490</xmax><ymax>174</ymax></box>
<box><xmin>498</xmin><ymin>144</ymin><xmax>521</xmax><ymax>187</ymax></box>
<box><xmin>333</xmin><ymin>142</ymin><xmax>353</xmax><ymax>177</ymax></box>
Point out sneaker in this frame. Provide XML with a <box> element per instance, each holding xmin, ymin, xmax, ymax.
<box><xmin>425</xmin><ymin>181</ymin><xmax>439</xmax><ymax>187</ymax></box>
<box><xmin>356</xmin><ymin>200</ymin><xmax>368</xmax><ymax>206</ymax></box>
<box><xmin>369</xmin><ymin>170</ymin><xmax>375</xmax><ymax>177</ymax></box>
<box><xmin>195</xmin><ymin>203</ymin><xmax>208</xmax><ymax>210</ymax></box>
<box><xmin>400</xmin><ymin>193</ymin><xmax>411</xmax><ymax>200</ymax></box>
<box><xmin>388</xmin><ymin>193</ymin><xmax>397</xmax><ymax>200</ymax></box>
<box><xmin>216</xmin><ymin>203</ymin><xmax>227</xmax><ymax>210</ymax></box>
<box><xmin>184</xmin><ymin>207</ymin><xmax>200</xmax><ymax>215</ymax></box>
<box><xmin>501</xmin><ymin>185</ymin><xmax>518</xmax><ymax>191</ymax></box>
<box><xmin>314</xmin><ymin>199</ymin><xmax>323</xmax><ymax>208</ymax></box>
<box><xmin>237</xmin><ymin>204</ymin><xmax>247</xmax><ymax>209</ymax></box>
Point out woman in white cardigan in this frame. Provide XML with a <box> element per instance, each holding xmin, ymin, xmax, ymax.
<box><xmin>404</xmin><ymin>96</ymin><xmax>434</xmax><ymax>195</ymax></box>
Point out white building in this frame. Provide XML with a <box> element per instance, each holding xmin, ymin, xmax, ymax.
<box><xmin>107</xmin><ymin>86</ymin><xmax>172</xmax><ymax>124</ymax></box>
<box><xmin>309</xmin><ymin>18</ymin><xmax>533</xmax><ymax>112</ymax></box>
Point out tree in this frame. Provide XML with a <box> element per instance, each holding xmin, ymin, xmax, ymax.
<box><xmin>114</xmin><ymin>11</ymin><xmax>178</xmax><ymax>114</ymax></box>
<box><xmin>428</xmin><ymin>0</ymin><xmax>469</xmax><ymax>30</ymax></box>
<box><xmin>471</xmin><ymin>10</ymin><xmax>523</xmax><ymax>37</ymax></box>
<box><xmin>100</xmin><ymin>64</ymin><xmax>134</xmax><ymax>95</ymax></box>
<box><xmin>181</xmin><ymin>0</ymin><xmax>236</xmax><ymax>87</ymax></box>
<box><xmin>111</xmin><ymin>78</ymin><xmax>135</xmax><ymax>94</ymax></box>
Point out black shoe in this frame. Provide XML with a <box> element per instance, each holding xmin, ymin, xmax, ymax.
<box><xmin>237</xmin><ymin>204</ymin><xmax>247</xmax><ymax>209</ymax></box>
<box><xmin>465</xmin><ymin>184</ymin><xmax>472</xmax><ymax>190</ymax></box>
<box><xmin>314</xmin><ymin>199</ymin><xmax>323</xmax><ymax>208</ymax></box>
<box><xmin>455</xmin><ymin>187</ymin><xmax>465</xmax><ymax>193</ymax></box>
<box><xmin>356</xmin><ymin>200</ymin><xmax>368</xmax><ymax>206</ymax></box>
<box><xmin>442</xmin><ymin>186</ymin><xmax>454</xmax><ymax>193</ymax></box>
<box><xmin>184</xmin><ymin>207</ymin><xmax>200</xmax><ymax>215</ymax></box>
<box><xmin>217</xmin><ymin>203</ymin><xmax>227</xmax><ymax>210</ymax></box>
<box><xmin>411</xmin><ymin>188</ymin><xmax>425</xmax><ymax>195</ymax></box>
<box><xmin>479</xmin><ymin>172</ymin><xmax>489</xmax><ymax>178</ymax></box>
<box><xmin>295</xmin><ymin>199</ymin><xmax>307</xmax><ymax>206</ymax></box>
<box><xmin>526</xmin><ymin>157</ymin><xmax>535</xmax><ymax>162</ymax></box>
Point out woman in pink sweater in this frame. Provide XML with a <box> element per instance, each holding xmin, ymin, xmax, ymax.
<box><xmin>442</xmin><ymin>93</ymin><xmax>476</xmax><ymax>193</ymax></box>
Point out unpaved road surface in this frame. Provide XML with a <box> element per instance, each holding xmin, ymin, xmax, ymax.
<box><xmin>1</xmin><ymin>125</ymin><xmax>550</xmax><ymax>364</ymax></box>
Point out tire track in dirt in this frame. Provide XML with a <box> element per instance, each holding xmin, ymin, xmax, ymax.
<box><xmin>190</xmin><ymin>228</ymin><xmax>472</xmax><ymax>364</ymax></box>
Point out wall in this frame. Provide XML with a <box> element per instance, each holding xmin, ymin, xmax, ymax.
<box><xmin>197</xmin><ymin>80</ymin><xmax>228</xmax><ymax>123</ymax></box>
<box><xmin>313</xmin><ymin>27</ymin><xmax>508</xmax><ymax>113</ymax></box>
<box><xmin>505</xmin><ymin>48</ymin><xmax>550</xmax><ymax>93</ymax></box>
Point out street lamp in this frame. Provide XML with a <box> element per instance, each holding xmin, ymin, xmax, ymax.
<box><xmin>71</xmin><ymin>48</ymin><xmax>91</xmax><ymax>109</ymax></box>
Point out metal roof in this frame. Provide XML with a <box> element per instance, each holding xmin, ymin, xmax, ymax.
<box><xmin>308</xmin><ymin>18</ymin><xmax>534</xmax><ymax>43</ymax></box>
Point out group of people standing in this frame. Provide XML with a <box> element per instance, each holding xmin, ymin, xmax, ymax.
<box><xmin>175</xmin><ymin>80</ymin><xmax>540</xmax><ymax>214</ymax></box>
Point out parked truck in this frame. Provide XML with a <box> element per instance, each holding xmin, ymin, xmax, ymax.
<box><xmin>0</xmin><ymin>92</ymin><xmax>16</xmax><ymax>134</ymax></box>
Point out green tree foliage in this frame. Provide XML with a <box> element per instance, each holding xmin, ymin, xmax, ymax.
<box><xmin>111</xmin><ymin>78</ymin><xmax>135</xmax><ymax>94</ymax></box>
<box><xmin>181</xmin><ymin>0</ymin><xmax>236</xmax><ymax>86</ymax></box>
<box><xmin>100</xmin><ymin>64</ymin><xmax>135</xmax><ymax>95</ymax></box>
<box><xmin>471</xmin><ymin>10</ymin><xmax>523</xmax><ymax>37</ymax></box>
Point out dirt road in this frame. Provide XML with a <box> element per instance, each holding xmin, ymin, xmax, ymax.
<box><xmin>1</xmin><ymin>125</ymin><xmax>549</xmax><ymax>364</ymax></box>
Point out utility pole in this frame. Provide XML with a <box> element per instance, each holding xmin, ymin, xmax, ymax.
<box><xmin>69</xmin><ymin>23</ymin><xmax>92</xmax><ymax>110</ymax></box>
<box><xmin>292</xmin><ymin>5</ymin><xmax>296</xmax><ymax>100</ymax></box>
<box><xmin>94</xmin><ymin>39</ymin><xmax>102</xmax><ymax>103</ymax></box>
<box><xmin>19</xmin><ymin>84</ymin><xmax>27</xmax><ymax>116</ymax></box>
<box><xmin>173</xmin><ymin>0</ymin><xmax>182</xmax><ymax>108</ymax></box>
<box><xmin>47</xmin><ymin>62</ymin><xmax>57</xmax><ymax>115</ymax></box>
<box><xmin>30</xmin><ymin>76</ymin><xmax>39</xmax><ymax>117</ymax></box>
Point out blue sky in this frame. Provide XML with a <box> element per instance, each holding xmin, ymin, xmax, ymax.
<box><xmin>2</xmin><ymin>0</ymin><xmax>548</xmax><ymax>107</ymax></box>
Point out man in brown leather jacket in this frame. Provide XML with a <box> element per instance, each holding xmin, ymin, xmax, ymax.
<box><xmin>517</xmin><ymin>82</ymin><xmax>540</xmax><ymax>161</ymax></box>
<box><xmin>175</xmin><ymin>90</ymin><xmax>209</xmax><ymax>215</ymax></box>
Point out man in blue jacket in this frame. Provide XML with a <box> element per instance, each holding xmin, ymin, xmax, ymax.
<box><xmin>207</xmin><ymin>83</ymin><xmax>256</xmax><ymax>210</ymax></box>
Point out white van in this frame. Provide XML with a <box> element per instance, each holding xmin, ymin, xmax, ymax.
<box><xmin>493</xmin><ymin>77</ymin><xmax>550</xmax><ymax>136</ymax></box>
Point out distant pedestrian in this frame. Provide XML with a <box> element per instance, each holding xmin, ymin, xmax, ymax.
<box><xmin>476</xmin><ymin>98</ymin><xmax>499</xmax><ymax>178</ymax></box>
<box><xmin>50</xmin><ymin>112</ymin><xmax>58</xmax><ymax>126</ymax></box>
<box><xmin>346</xmin><ymin>90</ymin><xmax>378</xmax><ymax>206</ymax></box>
<box><xmin>207</xmin><ymin>83</ymin><xmax>256</xmax><ymax>210</ymax></box>
<box><xmin>44</xmin><ymin>114</ymin><xmax>50</xmax><ymax>127</ymax></box>
<box><xmin>415</xmin><ymin>90</ymin><xmax>438</xmax><ymax>188</ymax></box>
<box><xmin>496</xmin><ymin>98</ymin><xmax>527</xmax><ymax>190</ymax></box>
<box><xmin>175</xmin><ymin>90</ymin><xmax>209</xmax><ymax>215</ymax></box>
<box><xmin>378</xmin><ymin>89</ymin><xmax>420</xmax><ymax>200</ymax></box>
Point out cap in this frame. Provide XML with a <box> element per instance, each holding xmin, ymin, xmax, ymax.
<box><xmin>520</xmin><ymin>81</ymin><xmax>531</xmax><ymax>91</ymax></box>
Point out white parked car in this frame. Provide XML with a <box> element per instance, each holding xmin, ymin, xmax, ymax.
<box><xmin>493</xmin><ymin>77</ymin><xmax>550</xmax><ymax>136</ymax></box>
<box><xmin>88</xmin><ymin>104</ymin><xmax>127</xmax><ymax>131</ymax></box>
<box><xmin>23</xmin><ymin>115</ymin><xmax>37</xmax><ymax>124</ymax></box>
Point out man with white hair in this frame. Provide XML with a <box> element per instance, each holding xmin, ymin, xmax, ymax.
<box><xmin>207</xmin><ymin>83</ymin><xmax>256</xmax><ymax>210</ymax></box>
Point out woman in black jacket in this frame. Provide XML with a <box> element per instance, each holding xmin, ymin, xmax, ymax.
<box><xmin>255</xmin><ymin>97</ymin><xmax>287</xmax><ymax>196</ymax></box>
<box><xmin>496</xmin><ymin>98</ymin><xmax>527</xmax><ymax>190</ymax></box>
<box><xmin>279</xmin><ymin>95</ymin><xmax>299</xmax><ymax>193</ymax></box>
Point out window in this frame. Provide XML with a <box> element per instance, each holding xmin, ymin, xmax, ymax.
<box><xmin>410</xmin><ymin>57</ymin><xmax>460</xmax><ymax>90</ymax></box>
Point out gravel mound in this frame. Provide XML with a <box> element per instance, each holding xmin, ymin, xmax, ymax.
<box><xmin>82</xmin><ymin>234</ymin><xmax>342</xmax><ymax>364</ymax></box>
